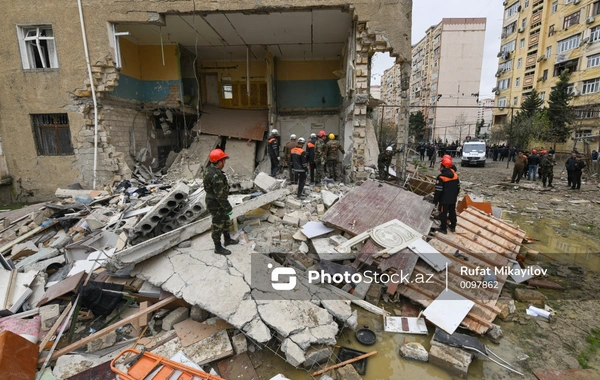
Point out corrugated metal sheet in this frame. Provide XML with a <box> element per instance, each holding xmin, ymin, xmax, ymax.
<box><xmin>321</xmin><ymin>181</ymin><xmax>434</xmax><ymax>236</ymax></box>
<box><xmin>198</xmin><ymin>105</ymin><xmax>267</xmax><ymax>141</ymax></box>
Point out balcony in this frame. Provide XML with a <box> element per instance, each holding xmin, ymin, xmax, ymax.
<box><xmin>531</xmin><ymin>12</ymin><xmax>543</xmax><ymax>26</ymax></box>
<box><xmin>524</xmin><ymin>74</ymin><xmax>535</xmax><ymax>87</ymax></box>
<box><xmin>528</xmin><ymin>33</ymin><xmax>539</xmax><ymax>48</ymax></box>
<box><xmin>526</xmin><ymin>54</ymin><xmax>538</xmax><ymax>67</ymax></box>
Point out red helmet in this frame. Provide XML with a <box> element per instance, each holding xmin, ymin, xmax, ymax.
<box><xmin>541</xmin><ymin>150</ymin><xmax>547</xmax><ymax>155</ymax></box>
<box><xmin>532</xmin><ymin>149</ymin><xmax>537</xmax><ymax>154</ymax></box>
<box><xmin>209</xmin><ymin>148</ymin><xmax>229</xmax><ymax>163</ymax></box>
<box><xmin>318</xmin><ymin>130</ymin><xmax>326</xmax><ymax>138</ymax></box>
<box><xmin>441</xmin><ymin>156</ymin><xmax>453</xmax><ymax>168</ymax></box>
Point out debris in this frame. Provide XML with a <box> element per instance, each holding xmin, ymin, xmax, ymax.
<box><xmin>429</xmin><ymin>339</ymin><xmax>472</xmax><ymax>379</ymax></box>
<box><xmin>336</xmin><ymin>364</ymin><xmax>363</xmax><ymax>380</ymax></box>
<box><xmin>303</xmin><ymin>346</ymin><xmax>332</xmax><ymax>368</ymax></box>
<box><xmin>39</xmin><ymin>304</ymin><xmax>60</xmax><ymax>331</ymax></box>
<box><xmin>173</xmin><ymin>318</ymin><xmax>233</xmax><ymax>348</ymax></box>
<box><xmin>311</xmin><ymin>350</ymin><xmax>377</xmax><ymax>376</ymax></box>
<box><xmin>162</xmin><ymin>307</ymin><xmax>190</xmax><ymax>331</ymax></box>
<box><xmin>301</xmin><ymin>221</ymin><xmax>334</xmax><ymax>239</ymax></box>
<box><xmin>514</xmin><ymin>288</ymin><xmax>546</xmax><ymax>308</ymax></box>
<box><xmin>254</xmin><ymin>172</ymin><xmax>281</xmax><ymax>193</ymax></box>
<box><xmin>321</xmin><ymin>190</ymin><xmax>339</xmax><ymax>208</ymax></box>
<box><xmin>0</xmin><ymin>269</ymin><xmax>37</xmax><ymax>315</ymax></box>
<box><xmin>217</xmin><ymin>352</ymin><xmax>259</xmax><ymax>380</ymax></box>
<box><xmin>399</xmin><ymin>342</ymin><xmax>429</xmax><ymax>362</ymax></box>
<box><xmin>526</xmin><ymin>305</ymin><xmax>551</xmax><ymax>319</ymax></box>
<box><xmin>422</xmin><ymin>290</ymin><xmax>475</xmax><ymax>335</ymax></box>
<box><xmin>383</xmin><ymin>315</ymin><xmax>428</xmax><ymax>335</ymax></box>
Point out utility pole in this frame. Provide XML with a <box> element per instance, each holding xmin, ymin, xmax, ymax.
<box><xmin>507</xmin><ymin>106</ymin><xmax>514</xmax><ymax>169</ymax></box>
<box><xmin>399</xmin><ymin>61</ymin><xmax>411</xmax><ymax>183</ymax></box>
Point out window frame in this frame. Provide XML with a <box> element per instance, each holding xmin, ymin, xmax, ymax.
<box><xmin>551</xmin><ymin>1</ymin><xmax>558</xmax><ymax>14</ymax></box>
<box><xmin>505</xmin><ymin>2</ymin><xmax>520</xmax><ymax>18</ymax></box>
<box><xmin>588</xmin><ymin>53</ymin><xmax>600</xmax><ymax>68</ymax></box>
<box><xmin>516</xmin><ymin>77</ymin><xmax>521</xmax><ymax>87</ymax></box>
<box><xmin>30</xmin><ymin>113</ymin><xmax>74</xmax><ymax>156</ymax></box>
<box><xmin>591</xmin><ymin>25</ymin><xmax>600</xmax><ymax>43</ymax></box>
<box><xmin>557</xmin><ymin>34</ymin><xmax>581</xmax><ymax>53</ymax></box>
<box><xmin>563</xmin><ymin>11</ymin><xmax>580</xmax><ymax>29</ymax></box>
<box><xmin>498</xmin><ymin>97</ymin><xmax>507</xmax><ymax>108</ymax></box>
<box><xmin>583</xmin><ymin>77</ymin><xmax>600</xmax><ymax>94</ymax></box>
<box><xmin>16</xmin><ymin>24</ymin><xmax>59</xmax><ymax>70</ymax></box>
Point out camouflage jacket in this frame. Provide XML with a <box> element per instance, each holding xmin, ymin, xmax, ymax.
<box><xmin>203</xmin><ymin>164</ymin><xmax>232</xmax><ymax>212</ymax></box>
<box><xmin>315</xmin><ymin>138</ymin><xmax>327</xmax><ymax>162</ymax></box>
<box><xmin>378</xmin><ymin>152</ymin><xmax>393</xmax><ymax>167</ymax></box>
<box><xmin>326</xmin><ymin>140</ymin><xmax>345</xmax><ymax>160</ymax></box>
<box><xmin>540</xmin><ymin>156</ymin><xmax>555</xmax><ymax>170</ymax></box>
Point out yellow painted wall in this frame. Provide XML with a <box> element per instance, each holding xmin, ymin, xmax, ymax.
<box><xmin>198</xmin><ymin>61</ymin><xmax>267</xmax><ymax>81</ymax></box>
<box><xmin>120</xmin><ymin>38</ymin><xmax>141</xmax><ymax>79</ymax></box>
<box><xmin>277</xmin><ymin>60</ymin><xmax>341</xmax><ymax>80</ymax></box>
<box><xmin>139</xmin><ymin>45</ymin><xmax>179</xmax><ymax>81</ymax></box>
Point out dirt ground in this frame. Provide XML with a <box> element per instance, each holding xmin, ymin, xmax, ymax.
<box><xmin>418</xmin><ymin>154</ymin><xmax>600</xmax><ymax>379</ymax></box>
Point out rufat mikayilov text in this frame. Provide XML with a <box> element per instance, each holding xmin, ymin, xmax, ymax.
<box><xmin>460</xmin><ymin>266</ymin><xmax>548</xmax><ymax>277</ymax></box>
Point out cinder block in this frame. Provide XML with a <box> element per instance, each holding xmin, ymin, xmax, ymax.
<box><xmin>231</xmin><ymin>333</ymin><xmax>248</xmax><ymax>355</ymax></box>
<box><xmin>282</xmin><ymin>214</ymin><xmax>300</xmax><ymax>227</ymax></box>
<box><xmin>162</xmin><ymin>307</ymin><xmax>189</xmax><ymax>331</ymax></box>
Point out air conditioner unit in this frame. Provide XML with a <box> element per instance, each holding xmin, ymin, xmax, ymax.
<box><xmin>497</xmin><ymin>51</ymin><xmax>504</xmax><ymax>57</ymax></box>
<box><xmin>587</xmin><ymin>17</ymin><xmax>595</xmax><ymax>24</ymax></box>
<box><xmin>537</xmin><ymin>55</ymin><xmax>546</xmax><ymax>62</ymax></box>
<box><xmin>501</xmin><ymin>32</ymin><xmax>507</xmax><ymax>38</ymax></box>
<box><xmin>492</xmin><ymin>87</ymin><xmax>499</xmax><ymax>93</ymax></box>
<box><xmin>574</xmin><ymin>0</ymin><xmax>581</xmax><ymax>4</ymax></box>
<box><xmin>572</xmin><ymin>90</ymin><xmax>580</xmax><ymax>97</ymax></box>
<box><xmin>503</xmin><ymin>0</ymin><xmax>508</xmax><ymax>5</ymax></box>
<box><xmin>581</xmin><ymin>37</ymin><xmax>590</xmax><ymax>46</ymax></box>
<box><xmin>518</xmin><ymin>27</ymin><xmax>525</xmax><ymax>33</ymax></box>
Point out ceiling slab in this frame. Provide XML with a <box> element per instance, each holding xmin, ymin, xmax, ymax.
<box><xmin>202</xmin><ymin>13</ymin><xmax>246</xmax><ymax>46</ymax></box>
<box><xmin>224</xmin><ymin>12</ymin><xmax>312</xmax><ymax>45</ymax></box>
<box><xmin>313</xmin><ymin>9</ymin><xmax>352</xmax><ymax>43</ymax></box>
<box><xmin>168</xmin><ymin>16</ymin><xmax>224</xmax><ymax>47</ymax></box>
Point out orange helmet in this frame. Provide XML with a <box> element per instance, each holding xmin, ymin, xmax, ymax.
<box><xmin>441</xmin><ymin>156</ymin><xmax>453</xmax><ymax>168</ymax></box>
<box><xmin>318</xmin><ymin>130</ymin><xmax>326</xmax><ymax>137</ymax></box>
<box><xmin>541</xmin><ymin>150</ymin><xmax>547</xmax><ymax>155</ymax></box>
<box><xmin>209</xmin><ymin>148</ymin><xmax>229</xmax><ymax>163</ymax></box>
<box><xmin>532</xmin><ymin>149</ymin><xmax>537</xmax><ymax>154</ymax></box>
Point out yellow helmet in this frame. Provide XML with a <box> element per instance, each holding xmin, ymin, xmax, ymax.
<box><xmin>328</xmin><ymin>133</ymin><xmax>335</xmax><ymax>140</ymax></box>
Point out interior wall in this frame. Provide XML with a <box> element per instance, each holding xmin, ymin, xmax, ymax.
<box><xmin>276</xmin><ymin>60</ymin><xmax>343</xmax><ymax>109</ymax></box>
<box><xmin>276</xmin><ymin>114</ymin><xmax>340</xmax><ymax>143</ymax></box>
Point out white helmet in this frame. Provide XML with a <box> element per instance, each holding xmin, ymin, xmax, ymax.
<box><xmin>386</xmin><ymin>146</ymin><xmax>393</xmax><ymax>152</ymax></box>
<box><xmin>271</xmin><ymin>129</ymin><xmax>279</xmax><ymax>135</ymax></box>
<box><xmin>310</xmin><ymin>133</ymin><xmax>317</xmax><ymax>138</ymax></box>
<box><xmin>298</xmin><ymin>137</ymin><xmax>306</xmax><ymax>144</ymax></box>
<box><xmin>290</xmin><ymin>134</ymin><xmax>297</xmax><ymax>140</ymax></box>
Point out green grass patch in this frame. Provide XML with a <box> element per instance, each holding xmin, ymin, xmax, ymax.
<box><xmin>578</xmin><ymin>328</ymin><xmax>600</xmax><ymax>369</ymax></box>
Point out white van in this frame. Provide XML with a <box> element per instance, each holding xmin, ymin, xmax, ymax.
<box><xmin>461</xmin><ymin>139</ymin><xmax>487</xmax><ymax>167</ymax></box>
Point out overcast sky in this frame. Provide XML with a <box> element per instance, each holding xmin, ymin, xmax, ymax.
<box><xmin>371</xmin><ymin>0</ymin><xmax>503</xmax><ymax>99</ymax></box>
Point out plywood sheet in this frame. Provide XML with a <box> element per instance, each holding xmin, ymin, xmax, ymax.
<box><xmin>37</xmin><ymin>271</ymin><xmax>85</xmax><ymax>307</ymax></box>
<box><xmin>174</xmin><ymin>318</ymin><xmax>233</xmax><ymax>348</ymax></box>
<box><xmin>217</xmin><ymin>353</ymin><xmax>259</xmax><ymax>380</ymax></box>
<box><xmin>321</xmin><ymin>181</ymin><xmax>434</xmax><ymax>236</ymax></box>
<box><xmin>199</xmin><ymin>105</ymin><xmax>267</xmax><ymax>141</ymax></box>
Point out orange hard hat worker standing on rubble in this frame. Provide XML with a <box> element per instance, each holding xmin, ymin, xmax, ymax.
<box><xmin>203</xmin><ymin>148</ymin><xmax>238</xmax><ymax>255</ymax></box>
<box><xmin>432</xmin><ymin>154</ymin><xmax>460</xmax><ymax>234</ymax></box>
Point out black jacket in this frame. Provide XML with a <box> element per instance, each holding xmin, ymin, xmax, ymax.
<box><xmin>267</xmin><ymin>135</ymin><xmax>280</xmax><ymax>158</ymax></box>
<box><xmin>433</xmin><ymin>167</ymin><xmax>460</xmax><ymax>205</ymax></box>
<box><xmin>527</xmin><ymin>154</ymin><xmax>540</xmax><ymax>165</ymax></box>
<box><xmin>290</xmin><ymin>146</ymin><xmax>308</xmax><ymax>172</ymax></box>
<box><xmin>565</xmin><ymin>157</ymin><xmax>578</xmax><ymax>171</ymax></box>
<box><xmin>574</xmin><ymin>159</ymin><xmax>586</xmax><ymax>172</ymax></box>
<box><xmin>306</xmin><ymin>138</ymin><xmax>316</xmax><ymax>163</ymax></box>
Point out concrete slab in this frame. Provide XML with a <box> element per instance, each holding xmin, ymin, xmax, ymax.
<box><xmin>254</xmin><ymin>172</ymin><xmax>280</xmax><ymax>193</ymax></box>
<box><xmin>312</xmin><ymin>238</ymin><xmax>357</xmax><ymax>262</ymax></box>
<box><xmin>226</xmin><ymin>139</ymin><xmax>256</xmax><ymax>181</ymax></box>
<box><xmin>321</xmin><ymin>190</ymin><xmax>339</xmax><ymax>208</ymax></box>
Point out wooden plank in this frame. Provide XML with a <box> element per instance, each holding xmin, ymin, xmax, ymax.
<box><xmin>38</xmin><ymin>295</ymin><xmax>177</xmax><ymax>363</ymax></box>
<box><xmin>139</xmin><ymin>301</ymin><xmax>150</xmax><ymax>327</ymax></box>
<box><xmin>430</xmin><ymin>235</ymin><xmax>509</xmax><ymax>268</ymax></box>
<box><xmin>457</xmin><ymin>216</ymin><xmax>520</xmax><ymax>253</ymax></box>
<box><xmin>37</xmin><ymin>271</ymin><xmax>86</xmax><ymax>307</ymax></box>
<box><xmin>454</xmin><ymin>226</ymin><xmax>513</xmax><ymax>256</ymax></box>
<box><xmin>459</xmin><ymin>211</ymin><xmax>523</xmax><ymax>246</ymax></box>
<box><xmin>321</xmin><ymin>181</ymin><xmax>434</xmax><ymax>237</ymax></box>
<box><xmin>464</xmin><ymin>207</ymin><xmax>526</xmax><ymax>240</ymax></box>
<box><xmin>173</xmin><ymin>318</ymin><xmax>233</xmax><ymax>348</ymax></box>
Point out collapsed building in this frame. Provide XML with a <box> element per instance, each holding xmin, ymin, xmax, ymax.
<box><xmin>0</xmin><ymin>0</ymin><xmax>412</xmax><ymax>203</ymax></box>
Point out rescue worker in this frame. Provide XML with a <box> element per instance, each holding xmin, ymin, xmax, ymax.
<box><xmin>291</xmin><ymin>137</ymin><xmax>309</xmax><ymax>199</ymax></box>
<box><xmin>527</xmin><ymin>149</ymin><xmax>540</xmax><ymax>181</ymax></box>
<box><xmin>511</xmin><ymin>151</ymin><xmax>527</xmax><ymax>184</ymax></box>
<box><xmin>427</xmin><ymin>144</ymin><xmax>436</xmax><ymax>168</ymax></box>
<box><xmin>540</xmin><ymin>150</ymin><xmax>555</xmax><ymax>188</ymax></box>
<box><xmin>565</xmin><ymin>152</ymin><xmax>578</xmax><ymax>188</ymax></box>
<box><xmin>203</xmin><ymin>149</ymin><xmax>238</xmax><ymax>255</ymax></box>
<box><xmin>325</xmin><ymin>133</ymin><xmax>345</xmax><ymax>181</ymax></box>
<box><xmin>314</xmin><ymin>130</ymin><xmax>328</xmax><ymax>184</ymax></box>
<box><xmin>433</xmin><ymin>155</ymin><xmax>460</xmax><ymax>234</ymax></box>
<box><xmin>267</xmin><ymin>129</ymin><xmax>280</xmax><ymax>177</ymax></box>
<box><xmin>307</xmin><ymin>133</ymin><xmax>317</xmax><ymax>184</ymax></box>
<box><xmin>571</xmin><ymin>154</ymin><xmax>586</xmax><ymax>190</ymax></box>
<box><xmin>284</xmin><ymin>134</ymin><xmax>298</xmax><ymax>184</ymax></box>
<box><xmin>378</xmin><ymin>146</ymin><xmax>394</xmax><ymax>180</ymax></box>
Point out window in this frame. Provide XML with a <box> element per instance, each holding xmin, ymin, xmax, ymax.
<box><xmin>546</xmin><ymin>46</ymin><xmax>552</xmax><ymax>58</ymax></box>
<box><xmin>520</xmin><ymin>38</ymin><xmax>525</xmax><ymax>49</ymax></box>
<box><xmin>499</xmin><ymin>60</ymin><xmax>513</xmax><ymax>71</ymax></box>
<box><xmin>17</xmin><ymin>25</ymin><xmax>58</xmax><ymax>69</ymax></box>
<box><xmin>503</xmin><ymin>22</ymin><xmax>517</xmax><ymax>36</ymax></box>
<box><xmin>221</xmin><ymin>76</ymin><xmax>233</xmax><ymax>99</ymax></box>
<box><xmin>551</xmin><ymin>1</ymin><xmax>558</xmax><ymax>14</ymax></box>
<box><xmin>549</xmin><ymin>25</ymin><xmax>555</xmax><ymax>37</ymax></box>
<box><xmin>563</xmin><ymin>11</ymin><xmax>580</xmax><ymax>29</ymax></box>
<box><xmin>565</xmin><ymin>0</ymin><xmax>574</xmax><ymax>4</ymax></box>
<box><xmin>502</xmin><ymin>40</ymin><xmax>516</xmax><ymax>53</ymax></box>
<box><xmin>513</xmin><ymin>97</ymin><xmax>519</xmax><ymax>106</ymax></box>
<box><xmin>505</xmin><ymin>2</ymin><xmax>520</xmax><ymax>18</ymax></box>
<box><xmin>434</xmin><ymin>47</ymin><xmax>440</xmax><ymax>56</ymax></box>
<box><xmin>30</xmin><ymin>114</ymin><xmax>73</xmax><ymax>156</ymax></box>
<box><xmin>522</xmin><ymin>18</ymin><xmax>527</xmax><ymax>29</ymax></box>
<box><xmin>557</xmin><ymin>34</ymin><xmax>581</xmax><ymax>53</ymax></box>
<box><xmin>554</xmin><ymin>58</ymin><xmax>579</xmax><ymax>76</ymax></box>
<box><xmin>583</xmin><ymin>78</ymin><xmax>600</xmax><ymax>94</ymax></box>
<box><xmin>567</xmin><ymin>83</ymin><xmax>575</xmax><ymax>94</ymax></box>
<box><xmin>498</xmin><ymin>97</ymin><xmax>507</xmax><ymax>108</ymax></box>
<box><xmin>594</xmin><ymin>1</ymin><xmax>600</xmax><ymax>16</ymax></box>
<box><xmin>525</xmin><ymin>0</ymin><xmax>529</xmax><ymax>7</ymax></box>
<box><xmin>516</xmin><ymin>77</ymin><xmax>521</xmax><ymax>87</ymax></box>
<box><xmin>543</xmin><ymin>69</ymin><xmax>549</xmax><ymax>80</ymax></box>
<box><xmin>498</xmin><ymin>78</ymin><xmax>511</xmax><ymax>90</ymax></box>
<box><xmin>517</xmin><ymin>58</ymin><xmax>523</xmax><ymax>68</ymax></box>
<box><xmin>588</xmin><ymin>53</ymin><xmax>600</xmax><ymax>68</ymax></box>
<box><xmin>575</xmin><ymin>106</ymin><xmax>599</xmax><ymax>118</ymax></box>
<box><xmin>433</xmin><ymin>34</ymin><xmax>440</xmax><ymax>45</ymax></box>
<box><xmin>591</xmin><ymin>26</ymin><xmax>600</xmax><ymax>42</ymax></box>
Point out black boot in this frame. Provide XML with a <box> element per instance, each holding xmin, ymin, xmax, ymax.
<box><xmin>223</xmin><ymin>233</ymin><xmax>238</xmax><ymax>246</ymax></box>
<box><xmin>214</xmin><ymin>241</ymin><xmax>231</xmax><ymax>255</ymax></box>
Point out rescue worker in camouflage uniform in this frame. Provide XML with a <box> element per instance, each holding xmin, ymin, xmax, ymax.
<box><xmin>539</xmin><ymin>150</ymin><xmax>555</xmax><ymax>188</ymax></box>
<box><xmin>314</xmin><ymin>130</ymin><xmax>327</xmax><ymax>184</ymax></box>
<box><xmin>378</xmin><ymin>146</ymin><xmax>394</xmax><ymax>180</ymax></box>
<box><xmin>203</xmin><ymin>149</ymin><xmax>238</xmax><ymax>255</ymax></box>
<box><xmin>325</xmin><ymin>133</ymin><xmax>345</xmax><ymax>181</ymax></box>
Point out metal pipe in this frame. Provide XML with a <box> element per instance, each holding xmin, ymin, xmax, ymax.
<box><xmin>246</xmin><ymin>46</ymin><xmax>251</xmax><ymax>98</ymax></box>
<box><xmin>77</xmin><ymin>0</ymin><xmax>99</xmax><ymax>189</ymax></box>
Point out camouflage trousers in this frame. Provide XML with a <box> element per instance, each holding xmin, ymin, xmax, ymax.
<box><xmin>315</xmin><ymin>160</ymin><xmax>325</xmax><ymax>184</ymax></box>
<box><xmin>326</xmin><ymin>160</ymin><xmax>340</xmax><ymax>181</ymax></box>
<box><xmin>541</xmin><ymin>169</ymin><xmax>554</xmax><ymax>186</ymax></box>
<box><xmin>378</xmin><ymin>165</ymin><xmax>389</xmax><ymax>180</ymax></box>
<box><xmin>206</xmin><ymin>202</ymin><xmax>231</xmax><ymax>243</ymax></box>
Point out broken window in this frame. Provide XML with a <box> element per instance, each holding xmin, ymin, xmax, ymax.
<box><xmin>17</xmin><ymin>25</ymin><xmax>58</xmax><ymax>69</ymax></box>
<box><xmin>221</xmin><ymin>77</ymin><xmax>233</xmax><ymax>100</ymax></box>
<box><xmin>30</xmin><ymin>114</ymin><xmax>74</xmax><ymax>156</ymax></box>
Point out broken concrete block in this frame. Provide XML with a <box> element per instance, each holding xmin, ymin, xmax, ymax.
<box><xmin>133</xmin><ymin>182</ymin><xmax>189</xmax><ymax>235</ymax></box>
<box><xmin>293</xmin><ymin>252</ymin><xmax>313</xmax><ymax>270</ymax></box>
<box><xmin>317</xmin><ymin>204</ymin><xmax>325</xmax><ymax>215</ymax></box>
<box><xmin>352</xmin><ymin>280</ymin><xmax>371</xmax><ymax>300</ymax></box>
<box><xmin>320</xmin><ymin>300</ymin><xmax>358</xmax><ymax>329</ymax></box>
<box><xmin>293</xmin><ymin>230</ymin><xmax>308</xmax><ymax>241</ymax></box>
<box><xmin>254</xmin><ymin>172</ymin><xmax>280</xmax><ymax>192</ymax></box>
<box><xmin>321</xmin><ymin>190</ymin><xmax>339</xmax><ymax>209</ymax></box>
<box><xmin>87</xmin><ymin>331</ymin><xmax>117</xmax><ymax>352</ymax></box>
<box><xmin>336</xmin><ymin>364</ymin><xmax>362</xmax><ymax>380</ymax></box>
<box><xmin>162</xmin><ymin>307</ymin><xmax>189</xmax><ymax>330</ymax></box>
<box><xmin>39</xmin><ymin>304</ymin><xmax>60</xmax><ymax>332</ymax></box>
<box><xmin>281</xmin><ymin>338</ymin><xmax>306</xmax><ymax>367</ymax></box>
<box><xmin>282</xmin><ymin>214</ymin><xmax>300</xmax><ymax>227</ymax></box>
<box><xmin>513</xmin><ymin>288</ymin><xmax>546</xmax><ymax>308</ymax></box>
<box><xmin>231</xmin><ymin>333</ymin><xmax>248</xmax><ymax>355</ymax></box>
<box><xmin>312</xmin><ymin>238</ymin><xmax>357</xmax><ymax>262</ymax></box>
<box><xmin>365</xmin><ymin>283</ymin><xmax>382</xmax><ymax>305</ymax></box>
<box><xmin>303</xmin><ymin>346</ymin><xmax>332</xmax><ymax>368</ymax></box>
<box><xmin>487</xmin><ymin>323</ymin><xmax>503</xmax><ymax>341</ymax></box>
<box><xmin>429</xmin><ymin>339</ymin><xmax>472</xmax><ymax>379</ymax></box>
<box><xmin>286</xmin><ymin>198</ymin><xmax>302</xmax><ymax>209</ymax></box>
<box><xmin>496</xmin><ymin>298</ymin><xmax>516</xmax><ymax>319</ymax></box>
<box><xmin>268</xmin><ymin>215</ymin><xmax>280</xmax><ymax>224</ymax></box>
<box><xmin>400</xmin><ymin>342</ymin><xmax>429</xmax><ymax>362</ymax></box>
<box><xmin>190</xmin><ymin>305</ymin><xmax>209</xmax><ymax>322</ymax></box>
<box><xmin>299</xmin><ymin>242</ymin><xmax>309</xmax><ymax>254</ymax></box>
<box><xmin>273</xmin><ymin>200</ymin><xmax>286</xmax><ymax>208</ymax></box>
<box><xmin>329</xmin><ymin>235</ymin><xmax>348</xmax><ymax>246</ymax></box>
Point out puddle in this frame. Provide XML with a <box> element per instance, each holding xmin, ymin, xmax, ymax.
<box><xmin>502</xmin><ymin>211</ymin><xmax>600</xmax><ymax>273</ymax></box>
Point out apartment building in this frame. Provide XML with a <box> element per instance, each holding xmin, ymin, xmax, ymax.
<box><xmin>381</xmin><ymin>18</ymin><xmax>486</xmax><ymax>142</ymax></box>
<box><xmin>494</xmin><ymin>0</ymin><xmax>600</xmax><ymax>150</ymax></box>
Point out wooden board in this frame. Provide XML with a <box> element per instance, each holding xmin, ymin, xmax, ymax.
<box><xmin>321</xmin><ymin>181</ymin><xmax>434</xmax><ymax>237</ymax></box>
<box><xmin>174</xmin><ymin>318</ymin><xmax>233</xmax><ymax>348</ymax></box>
<box><xmin>37</xmin><ymin>271</ymin><xmax>85</xmax><ymax>307</ymax></box>
<box><xmin>217</xmin><ymin>353</ymin><xmax>259</xmax><ymax>380</ymax></box>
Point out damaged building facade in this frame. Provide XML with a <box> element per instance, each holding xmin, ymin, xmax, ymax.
<box><xmin>0</xmin><ymin>0</ymin><xmax>412</xmax><ymax>202</ymax></box>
